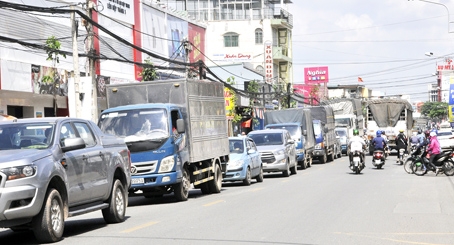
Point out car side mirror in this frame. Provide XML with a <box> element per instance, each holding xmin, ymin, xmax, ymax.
<box><xmin>287</xmin><ymin>139</ymin><xmax>295</xmax><ymax>145</ymax></box>
<box><xmin>61</xmin><ymin>137</ymin><xmax>85</xmax><ymax>152</ymax></box>
<box><xmin>324</xmin><ymin>127</ymin><xmax>328</xmax><ymax>133</ymax></box>
<box><xmin>247</xmin><ymin>149</ymin><xmax>256</xmax><ymax>154</ymax></box>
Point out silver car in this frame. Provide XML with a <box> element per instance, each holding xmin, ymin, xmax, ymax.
<box><xmin>0</xmin><ymin>118</ymin><xmax>131</xmax><ymax>243</ymax></box>
<box><xmin>248</xmin><ymin>129</ymin><xmax>297</xmax><ymax>177</ymax></box>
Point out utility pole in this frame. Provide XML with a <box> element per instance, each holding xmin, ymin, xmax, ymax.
<box><xmin>85</xmin><ymin>0</ymin><xmax>98</xmax><ymax>122</ymax></box>
<box><xmin>71</xmin><ymin>7</ymin><xmax>82</xmax><ymax>118</ymax></box>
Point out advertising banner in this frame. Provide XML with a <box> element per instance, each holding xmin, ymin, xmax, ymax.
<box><xmin>264</xmin><ymin>41</ymin><xmax>273</xmax><ymax>83</ymax></box>
<box><xmin>167</xmin><ymin>15</ymin><xmax>188</xmax><ymax>65</ymax></box>
<box><xmin>188</xmin><ymin>23</ymin><xmax>205</xmax><ymax>63</ymax></box>
<box><xmin>224</xmin><ymin>88</ymin><xmax>235</xmax><ymax>116</ymax></box>
<box><xmin>450</xmin><ymin>84</ymin><xmax>454</xmax><ymax>105</ymax></box>
<box><xmin>31</xmin><ymin>64</ymin><xmax>69</xmax><ymax>96</ymax></box>
<box><xmin>142</xmin><ymin>6</ymin><xmax>168</xmax><ymax>61</ymax></box>
<box><xmin>304</xmin><ymin>66</ymin><xmax>329</xmax><ymax>84</ymax></box>
<box><xmin>104</xmin><ymin>0</ymin><xmax>134</xmax><ymax>25</ymax></box>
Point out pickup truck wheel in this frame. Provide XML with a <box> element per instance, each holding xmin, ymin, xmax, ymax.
<box><xmin>32</xmin><ymin>188</ymin><xmax>64</xmax><ymax>243</ymax></box>
<box><xmin>208</xmin><ymin>164</ymin><xmax>222</xmax><ymax>193</ymax></box>
<box><xmin>243</xmin><ymin>167</ymin><xmax>252</xmax><ymax>186</ymax></box>
<box><xmin>255</xmin><ymin>166</ymin><xmax>264</xmax><ymax>182</ymax></box>
<box><xmin>102</xmin><ymin>179</ymin><xmax>126</xmax><ymax>223</ymax></box>
<box><xmin>174</xmin><ymin>168</ymin><xmax>190</xmax><ymax>201</ymax></box>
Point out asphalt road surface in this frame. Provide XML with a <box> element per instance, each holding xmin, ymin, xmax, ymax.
<box><xmin>2</xmin><ymin>153</ymin><xmax>454</xmax><ymax>245</ymax></box>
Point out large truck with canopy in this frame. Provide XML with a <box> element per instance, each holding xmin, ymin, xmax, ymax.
<box><xmin>365</xmin><ymin>98</ymin><xmax>414</xmax><ymax>153</ymax></box>
<box><xmin>321</xmin><ymin>98</ymin><xmax>364</xmax><ymax>137</ymax></box>
<box><xmin>263</xmin><ymin>108</ymin><xmax>316</xmax><ymax>169</ymax></box>
<box><xmin>307</xmin><ymin>105</ymin><xmax>337</xmax><ymax>163</ymax></box>
<box><xmin>98</xmin><ymin>79</ymin><xmax>229</xmax><ymax>201</ymax></box>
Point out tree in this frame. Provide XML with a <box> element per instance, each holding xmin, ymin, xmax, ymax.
<box><xmin>420</xmin><ymin>101</ymin><xmax>448</xmax><ymax>120</ymax></box>
<box><xmin>45</xmin><ymin>36</ymin><xmax>66</xmax><ymax>116</ymax></box>
<box><xmin>139</xmin><ymin>57</ymin><xmax>158</xmax><ymax>81</ymax></box>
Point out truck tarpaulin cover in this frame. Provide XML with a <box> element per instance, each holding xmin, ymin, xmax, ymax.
<box><xmin>366</xmin><ymin>99</ymin><xmax>413</xmax><ymax>128</ymax></box>
<box><xmin>321</xmin><ymin>98</ymin><xmax>362</xmax><ymax>118</ymax></box>
<box><xmin>264</xmin><ymin>108</ymin><xmax>316</xmax><ymax>150</ymax></box>
<box><xmin>307</xmin><ymin>105</ymin><xmax>335</xmax><ymax>131</ymax></box>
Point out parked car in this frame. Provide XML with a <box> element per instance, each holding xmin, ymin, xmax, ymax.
<box><xmin>335</xmin><ymin>127</ymin><xmax>349</xmax><ymax>155</ymax></box>
<box><xmin>437</xmin><ymin>129</ymin><xmax>454</xmax><ymax>149</ymax></box>
<box><xmin>247</xmin><ymin>129</ymin><xmax>297</xmax><ymax>177</ymax></box>
<box><xmin>224</xmin><ymin>137</ymin><xmax>264</xmax><ymax>185</ymax></box>
<box><xmin>0</xmin><ymin>118</ymin><xmax>131</xmax><ymax>243</ymax></box>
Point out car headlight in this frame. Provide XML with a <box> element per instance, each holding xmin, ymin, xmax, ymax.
<box><xmin>315</xmin><ymin>143</ymin><xmax>321</xmax><ymax>149</ymax></box>
<box><xmin>227</xmin><ymin>160</ymin><xmax>244</xmax><ymax>170</ymax></box>
<box><xmin>1</xmin><ymin>165</ymin><xmax>37</xmax><ymax>180</ymax></box>
<box><xmin>158</xmin><ymin>156</ymin><xmax>175</xmax><ymax>173</ymax></box>
<box><xmin>274</xmin><ymin>149</ymin><xmax>285</xmax><ymax>155</ymax></box>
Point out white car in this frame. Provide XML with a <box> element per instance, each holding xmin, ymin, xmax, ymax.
<box><xmin>437</xmin><ymin>129</ymin><xmax>454</xmax><ymax>149</ymax></box>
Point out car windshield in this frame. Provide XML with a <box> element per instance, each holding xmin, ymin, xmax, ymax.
<box><xmin>438</xmin><ymin>131</ymin><xmax>452</xmax><ymax>137</ymax></box>
<box><xmin>229</xmin><ymin>139</ymin><xmax>244</xmax><ymax>154</ymax></box>
<box><xmin>98</xmin><ymin>108</ymin><xmax>169</xmax><ymax>142</ymax></box>
<box><xmin>0</xmin><ymin>122</ymin><xmax>54</xmax><ymax>150</ymax></box>
<box><xmin>249</xmin><ymin>133</ymin><xmax>283</xmax><ymax>146</ymax></box>
<box><xmin>267</xmin><ymin>125</ymin><xmax>300</xmax><ymax>138</ymax></box>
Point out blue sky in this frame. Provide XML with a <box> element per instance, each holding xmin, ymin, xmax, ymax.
<box><xmin>291</xmin><ymin>0</ymin><xmax>454</xmax><ymax>102</ymax></box>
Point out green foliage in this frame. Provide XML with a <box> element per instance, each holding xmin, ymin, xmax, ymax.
<box><xmin>45</xmin><ymin>36</ymin><xmax>66</xmax><ymax>65</ymax></box>
<box><xmin>420</xmin><ymin>101</ymin><xmax>448</xmax><ymax>119</ymax></box>
<box><xmin>139</xmin><ymin>57</ymin><xmax>158</xmax><ymax>81</ymax></box>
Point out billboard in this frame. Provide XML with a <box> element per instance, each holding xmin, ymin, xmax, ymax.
<box><xmin>167</xmin><ymin>15</ymin><xmax>188</xmax><ymax>65</ymax></box>
<box><xmin>304</xmin><ymin>66</ymin><xmax>329</xmax><ymax>84</ymax></box>
<box><xmin>142</xmin><ymin>6</ymin><xmax>168</xmax><ymax>63</ymax></box>
<box><xmin>188</xmin><ymin>23</ymin><xmax>205</xmax><ymax>63</ymax></box>
<box><xmin>293</xmin><ymin>84</ymin><xmax>320</xmax><ymax>106</ymax></box>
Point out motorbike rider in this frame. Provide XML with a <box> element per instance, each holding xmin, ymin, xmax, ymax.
<box><xmin>348</xmin><ymin>129</ymin><xmax>366</xmax><ymax>167</ymax></box>
<box><xmin>371</xmin><ymin>130</ymin><xmax>387</xmax><ymax>151</ymax></box>
<box><xmin>410</xmin><ymin>132</ymin><xmax>419</xmax><ymax>145</ymax></box>
<box><xmin>416</xmin><ymin>129</ymin><xmax>426</xmax><ymax>147</ymax></box>
<box><xmin>396</xmin><ymin>129</ymin><xmax>409</xmax><ymax>162</ymax></box>
<box><xmin>427</xmin><ymin>131</ymin><xmax>441</xmax><ymax>173</ymax></box>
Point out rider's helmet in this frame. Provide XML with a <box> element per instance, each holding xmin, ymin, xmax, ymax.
<box><xmin>353</xmin><ymin>129</ymin><xmax>359</xmax><ymax>136</ymax></box>
<box><xmin>418</xmin><ymin>129</ymin><xmax>422</xmax><ymax>134</ymax></box>
<box><xmin>399</xmin><ymin>129</ymin><xmax>404</xmax><ymax>133</ymax></box>
<box><xmin>376</xmin><ymin>130</ymin><xmax>381</xmax><ymax>136</ymax></box>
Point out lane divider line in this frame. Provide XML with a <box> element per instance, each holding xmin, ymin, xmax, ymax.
<box><xmin>203</xmin><ymin>200</ymin><xmax>224</xmax><ymax>207</ymax></box>
<box><xmin>121</xmin><ymin>221</ymin><xmax>159</xmax><ymax>233</ymax></box>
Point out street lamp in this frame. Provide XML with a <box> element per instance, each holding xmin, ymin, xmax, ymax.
<box><xmin>410</xmin><ymin>0</ymin><xmax>454</xmax><ymax>33</ymax></box>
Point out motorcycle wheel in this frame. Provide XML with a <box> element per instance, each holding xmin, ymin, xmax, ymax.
<box><xmin>443</xmin><ymin>160</ymin><xmax>454</xmax><ymax>176</ymax></box>
<box><xmin>404</xmin><ymin>158</ymin><xmax>415</xmax><ymax>174</ymax></box>
<box><xmin>412</xmin><ymin>161</ymin><xmax>427</xmax><ymax>176</ymax></box>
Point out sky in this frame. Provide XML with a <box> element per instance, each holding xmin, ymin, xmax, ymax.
<box><xmin>290</xmin><ymin>0</ymin><xmax>454</xmax><ymax>102</ymax></box>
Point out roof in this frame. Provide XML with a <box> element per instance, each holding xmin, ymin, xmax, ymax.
<box><xmin>248</xmin><ymin>129</ymin><xmax>288</xmax><ymax>135</ymax></box>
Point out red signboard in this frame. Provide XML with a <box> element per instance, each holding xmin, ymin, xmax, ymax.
<box><xmin>304</xmin><ymin>66</ymin><xmax>329</xmax><ymax>84</ymax></box>
<box><xmin>188</xmin><ymin>23</ymin><xmax>206</xmax><ymax>63</ymax></box>
<box><xmin>264</xmin><ymin>41</ymin><xmax>273</xmax><ymax>83</ymax></box>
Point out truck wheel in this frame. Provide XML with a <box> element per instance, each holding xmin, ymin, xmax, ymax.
<box><xmin>200</xmin><ymin>183</ymin><xmax>212</xmax><ymax>194</ymax></box>
<box><xmin>328</xmin><ymin>148</ymin><xmax>334</xmax><ymax>162</ymax></box>
<box><xmin>32</xmin><ymin>188</ymin><xmax>64</xmax><ymax>243</ymax></box>
<box><xmin>243</xmin><ymin>167</ymin><xmax>252</xmax><ymax>186</ymax></box>
<box><xmin>319</xmin><ymin>154</ymin><xmax>327</xmax><ymax>164</ymax></box>
<box><xmin>308</xmin><ymin>156</ymin><xmax>313</xmax><ymax>168</ymax></box>
<box><xmin>174</xmin><ymin>168</ymin><xmax>190</xmax><ymax>201</ymax></box>
<box><xmin>102</xmin><ymin>179</ymin><xmax>127</xmax><ymax>223</ymax></box>
<box><xmin>255</xmin><ymin>166</ymin><xmax>264</xmax><ymax>182</ymax></box>
<box><xmin>290</xmin><ymin>162</ymin><xmax>298</xmax><ymax>175</ymax></box>
<box><xmin>208</xmin><ymin>164</ymin><xmax>222</xmax><ymax>193</ymax></box>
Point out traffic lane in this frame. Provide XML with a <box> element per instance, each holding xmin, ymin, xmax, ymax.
<box><xmin>2</xmin><ymin>157</ymin><xmax>454</xmax><ymax>244</ymax></box>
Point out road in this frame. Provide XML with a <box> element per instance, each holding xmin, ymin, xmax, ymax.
<box><xmin>2</xmin><ymin>154</ymin><xmax>454</xmax><ymax>245</ymax></box>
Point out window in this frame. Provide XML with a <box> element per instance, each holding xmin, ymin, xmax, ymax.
<box><xmin>255</xmin><ymin>28</ymin><xmax>263</xmax><ymax>44</ymax></box>
<box><xmin>59</xmin><ymin>123</ymin><xmax>76</xmax><ymax>147</ymax></box>
<box><xmin>224</xmin><ymin>32</ymin><xmax>239</xmax><ymax>47</ymax></box>
<box><xmin>74</xmin><ymin>122</ymin><xmax>96</xmax><ymax>147</ymax></box>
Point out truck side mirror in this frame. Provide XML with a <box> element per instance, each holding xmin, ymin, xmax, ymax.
<box><xmin>176</xmin><ymin>119</ymin><xmax>185</xmax><ymax>134</ymax></box>
<box><xmin>323</xmin><ymin>127</ymin><xmax>328</xmax><ymax>133</ymax></box>
<box><xmin>302</xmin><ymin>130</ymin><xmax>307</xmax><ymax>136</ymax></box>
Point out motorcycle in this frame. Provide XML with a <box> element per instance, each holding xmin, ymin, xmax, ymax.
<box><xmin>404</xmin><ymin>144</ymin><xmax>420</xmax><ymax>174</ymax></box>
<box><xmin>372</xmin><ymin>149</ymin><xmax>385</xmax><ymax>169</ymax></box>
<box><xmin>349</xmin><ymin>141</ymin><xmax>365</xmax><ymax>174</ymax></box>
<box><xmin>411</xmin><ymin>147</ymin><xmax>454</xmax><ymax>176</ymax></box>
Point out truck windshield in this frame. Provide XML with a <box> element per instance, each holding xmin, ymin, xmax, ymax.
<box><xmin>0</xmin><ymin>123</ymin><xmax>54</xmax><ymax>150</ymax></box>
<box><xmin>335</xmin><ymin>118</ymin><xmax>351</xmax><ymax>127</ymax></box>
<box><xmin>335</xmin><ymin>130</ymin><xmax>347</xmax><ymax>137</ymax></box>
<box><xmin>313</xmin><ymin>123</ymin><xmax>321</xmax><ymax>136</ymax></box>
<box><xmin>98</xmin><ymin>108</ymin><xmax>169</xmax><ymax>141</ymax></box>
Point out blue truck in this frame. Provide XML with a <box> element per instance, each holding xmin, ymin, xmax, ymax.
<box><xmin>263</xmin><ymin>108</ymin><xmax>316</xmax><ymax>169</ymax></box>
<box><xmin>307</xmin><ymin>105</ymin><xmax>338</xmax><ymax>164</ymax></box>
<box><xmin>98</xmin><ymin>79</ymin><xmax>229</xmax><ymax>201</ymax></box>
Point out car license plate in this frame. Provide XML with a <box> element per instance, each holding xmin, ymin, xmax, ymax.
<box><xmin>131</xmin><ymin>178</ymin><xmax>144</xmax><ymax>184</ymax></box>
<box><xmin>375</xmin><ymin>160</ymin><xmax>381</xmax><ymax>164</ymax></box>
<box><xmin>353</xmin><ymin>157</ymin><xmax>360</xmax><ymax>162</ymax></box>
